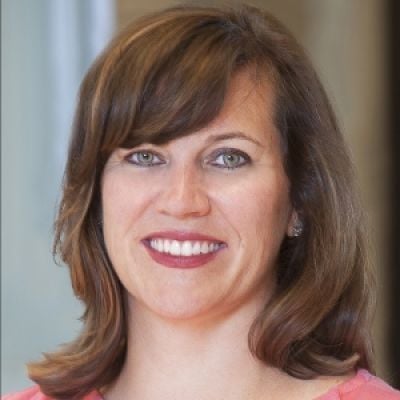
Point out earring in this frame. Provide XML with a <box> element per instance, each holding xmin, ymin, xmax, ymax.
<box><xmin>292</xmin><ymin>224</ymin><xmax>303</xmax><ymax>237</ymax></box>
<box><xmin>291</xmin><ymin>220</ymin><xmax>303</xmax><ymax>237</ymax></box>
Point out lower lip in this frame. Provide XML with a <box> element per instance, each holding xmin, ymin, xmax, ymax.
<box><xmin>142</xmin><ymin>240</ymin><xmax>225</xmax><ymax>269</ymax></box>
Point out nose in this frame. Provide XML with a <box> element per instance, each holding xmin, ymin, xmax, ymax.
<box><xmin>155</xmin><ymin>164</ymin><xmax>211</xmax><ymax>219</ymax></box>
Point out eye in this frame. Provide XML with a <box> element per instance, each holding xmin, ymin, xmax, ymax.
<box><xmin>125</xmin><ymin>150</ymin><xmax>165</xmax><ymax>167</ymax></box>
<box><xmin>208</xmin><ymin>148</ymin><xmax>251</xmax><ymax>170</ymax></box>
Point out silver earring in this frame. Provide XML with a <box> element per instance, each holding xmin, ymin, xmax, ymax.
<box><xmin>291</xmin><ymin>221</ymin><xmax>303</xmax><ymax>237</ymax></box>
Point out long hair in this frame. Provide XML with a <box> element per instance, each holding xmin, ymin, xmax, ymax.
<box><xmin>27</xmin><ymin>4</ymin><xmax>375</xmax><ymax>399</ymax></box>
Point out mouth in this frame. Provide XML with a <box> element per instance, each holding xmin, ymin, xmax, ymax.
<box><xmin>147</xmin><ymin>238</ymin><xmax>225</xmax><ymax>256</ymax></box>
<box><xmin>141</xmin><ymin>231</ymin><xmax>227</xmax><ymax>269</ymax></box>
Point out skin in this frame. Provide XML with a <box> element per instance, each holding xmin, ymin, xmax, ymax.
<box><xmin>100</xmin><ymin>71</ymin><xmax>347</xmax><ymax>400</ymax></box>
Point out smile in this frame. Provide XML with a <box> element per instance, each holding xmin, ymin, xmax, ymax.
<box><xmin>142</xmin><ymin>231</ymin><xmax>227</xmax><ymax>269</ymax></box>
<box><xmin>149</xmin><ymin>238</ymin><xmax>224</xmax><ymax>256</ymax></box>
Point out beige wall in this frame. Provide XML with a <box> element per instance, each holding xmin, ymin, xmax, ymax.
<box><xmin>116</xmin><ymin>0</ymin><xmax>390</xmax><ymax>379</ymax></box>
<box><xmin>301</xmin><ymin>0</ymin><xmax>390</xmax><ymax>380</ymax></box>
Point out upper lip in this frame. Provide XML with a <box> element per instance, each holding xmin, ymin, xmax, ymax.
<box><xmin>143</xmin><ymin>230</ymin><xmax>225</xmax><ymax>243</ymax></box>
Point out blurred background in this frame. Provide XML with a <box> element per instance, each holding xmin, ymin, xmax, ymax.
<box><xmin>2</xmin><ymin>0</ymin><xmax>399</xmax><ymax>393</ymax></box>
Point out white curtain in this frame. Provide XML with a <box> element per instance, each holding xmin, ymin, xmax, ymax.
<box><xmin>1</xmin><ymin>0</ymin><xmax>115</xmax><ymax>393</ymax></box>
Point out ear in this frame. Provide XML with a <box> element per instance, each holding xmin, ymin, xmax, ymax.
<box><xmin>286</xmin><ymin>209</ymin><xmax>303</xmax><ymax>237</ymax></box>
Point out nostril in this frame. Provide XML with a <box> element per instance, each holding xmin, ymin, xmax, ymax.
<box><xmin>156</xmin><ymin>185</ymin><xmax>211</xmax><ymax>218</ymax></box>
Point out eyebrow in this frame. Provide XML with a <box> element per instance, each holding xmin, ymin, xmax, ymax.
<box><xmin>205</xmin><ymin>131</ymin><xmax>264</xmax><ymax>148</ymax></box>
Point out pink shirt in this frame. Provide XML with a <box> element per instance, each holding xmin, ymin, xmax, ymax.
<box><xmin>3</xmin><ymin>370</ymin><xmax>400</xmax><ymax>400</ymax></box>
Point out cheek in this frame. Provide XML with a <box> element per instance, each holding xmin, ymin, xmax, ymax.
<box><xmin>212</xmin><ymin>175</ymin><xmax>290</xmax><ymax>238</ymax></box>
<box><xmin>103</xmin><ymin>178</ymin><xmax>129</xmax><ymax>227</ymax></box>
<box><xmin>101</xmin><ymin>172</ymin><xmax>151</xmax><ymax>241</ymax></box>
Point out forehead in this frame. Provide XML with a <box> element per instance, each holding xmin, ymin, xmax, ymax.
<box><xmin>208</xmin><ymin>69</ymin><xmax>277</xmax><ymax>136</ymax></box>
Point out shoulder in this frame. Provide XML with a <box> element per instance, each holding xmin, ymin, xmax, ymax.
<box><xmin>2</xmin><ymin>386</ymin><xmax>102</xmax><ymax>400</ymax></box>
<box><xmin>327</xmin><ymin>370</ymin><xmax>400</xmax><ymax>400</ymax></box>
<box><xmin>1</xmin><ymin>386</ymin><xmax>49</xmax><ymax>400</ymax></box>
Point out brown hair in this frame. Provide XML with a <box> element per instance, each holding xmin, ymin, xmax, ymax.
<box><xmin>28</xmin><ymin>3</ymin><xmax>375</xmax><ymax>399</ymax></box>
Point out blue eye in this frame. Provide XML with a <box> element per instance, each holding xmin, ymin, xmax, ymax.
<box><xmin>125</xmin><ymin>150</ymin><xmax>165</xmax><ymax>167</ymax></box>
<box><xmin>209</xmin><ymin>148</ymin><xmax>250</xmax><ymax>170</ymax></box>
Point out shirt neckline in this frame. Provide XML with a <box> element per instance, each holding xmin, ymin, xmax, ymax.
<box><xmin>313</xmin><ymin>369</ymin><xmax>372</xmax><ymax>399</ymax></box>
<box><xmin>92</xmin><ymin>369</ymin><xmax>372</xmax><ymax>400</ymax></box>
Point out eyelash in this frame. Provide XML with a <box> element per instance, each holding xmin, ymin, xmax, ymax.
<box><xmin>125</xmin><ymin>150</ymin><xmax>165</xmax><ymax>167</ymax></box>
<box><xmin>124</xmin><ymin>148</ymin><xmax>251</xmax><ymax>170</ymax></box>
<box><xmin>207</xmin><ymin>148</ymin><xmax>250</xmax><ymax>170</ymax></box>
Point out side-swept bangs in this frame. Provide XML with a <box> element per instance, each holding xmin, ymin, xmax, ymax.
<box><xmin>84</xmin><ymin>10</ymin><xmax>279</xmax><ymax>172</ymax></box>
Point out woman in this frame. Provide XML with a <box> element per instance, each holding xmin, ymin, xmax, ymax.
<box><xmin>4</xmin><ymin>3</ymin><xmax>400</xmax><ymax>400</ymax></box>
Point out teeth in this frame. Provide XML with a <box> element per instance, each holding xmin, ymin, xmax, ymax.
<box><xmin>156</xmin><ymin>239</ymin><xmax>163</xmax><ymax>253</ymax></box>
<box><xmin>200</xmin><ymin>242</ymin><xmax>209</xmax><ymax>254</ymax></box>
<box><xmin>192</xmin><ymin>241</ymin><xmax>201</xmax><ymax>255</ymax></box>
<box><xmin>163</xmin><ymin>239</ymin><xmax>170</xmax><ymax>253</ymax></box>
<box><xmin>170</xmin><ymin>240</ymin><xmax>181</xmax><ymax>256</ymax></box>
<box><xmin>149</xmin><ymin>239</ymin><xmax>222</xmax><ymax>256</ymax></box>
<box><xmin>181</xmin><ymin>241</ymin><xmax>192</xmax><ymax>256</ymax></box>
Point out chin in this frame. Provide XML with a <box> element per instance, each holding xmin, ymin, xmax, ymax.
<box><xmin>131</xmin><ymin>290</ymin><xmax>229</xmax><ymax>323</ymax></box>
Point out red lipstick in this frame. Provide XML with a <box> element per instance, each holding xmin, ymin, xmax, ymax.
<box><xmin>141</xmin><ymin>231</ymin><xmax>226</xmax><ymax>269</ymax></box>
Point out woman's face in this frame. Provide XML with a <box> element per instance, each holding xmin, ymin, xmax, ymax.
<box><xmin>101</xmin><ymin>71</ymin><xmax>295</xmax><ymax>322</ymax></box>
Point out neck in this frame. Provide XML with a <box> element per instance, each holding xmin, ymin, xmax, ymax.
<box><xmin>104</xmin><ymin>294</ymin><xmax>289</xmax><ymax>400</ymax></box>
<box><xmin>102</xmin><ymin>295</ymin><xmax>349</xmax><ymax>400</ymax></box>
